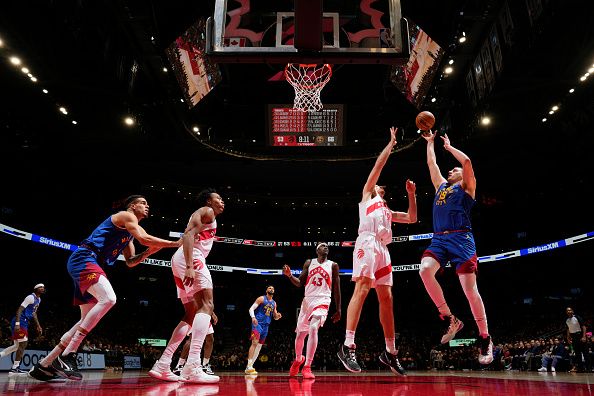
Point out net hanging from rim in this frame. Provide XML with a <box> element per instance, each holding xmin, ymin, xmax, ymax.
<box><xmin>284</xmin><ymin>63</ymin><xmax>332</xmax><ymax>112</ymax></box>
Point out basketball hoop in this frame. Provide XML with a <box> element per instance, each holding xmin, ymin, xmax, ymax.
<box><xmin>284</xmin><ymin>63</ymin><xmax>332</xmax><ymax>112</ymax></box>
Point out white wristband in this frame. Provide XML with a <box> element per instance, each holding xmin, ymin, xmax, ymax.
<box><xmin>15</xmin><ymin>322</ymin><xmax>20</xmax><ymax>326</ymax></box>
<box><xmin>249</xmin><ymin>311</ymin><xmax>255</xmax><ymax>319</ymax></box>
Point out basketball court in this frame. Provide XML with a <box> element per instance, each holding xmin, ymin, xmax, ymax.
<box><xmin>2</xmin><ymin>370</ymin><xmax>593</xmax><ymax>395</ymax></box>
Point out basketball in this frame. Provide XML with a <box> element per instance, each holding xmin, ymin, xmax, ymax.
<box><xmin>416</xmin><ymin>111</ymin><xmax>435</xmax><ymax>131</ymax></box>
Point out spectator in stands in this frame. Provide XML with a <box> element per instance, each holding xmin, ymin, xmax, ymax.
<box><xmin>538</xmin><ymin>337</ymin><xmax>566</xmax><ymax>372</ymax></box>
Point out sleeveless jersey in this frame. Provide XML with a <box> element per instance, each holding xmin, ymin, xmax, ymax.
<box><xmin>358</xmin><ymin>194</ymin><xmax>392</xmax><ymax>240</ymax></box>
<box><xmin>80</xmin><ymin>215</ymin><xmax>134</xmax><ymax>266</ymax></box>
<box><xmin>254</xmin><ymin>295</ymin><xmax>276</xmax><ymax>326</ymax></box>
<box><xmin>432</xmin><ymin>183</ymin><xmax>475</xmax><ymax>233</ymax></box>
<box><xmin>20</xmin><ymin>293</ymin><xmax>41</xmax><ymax>322</ymax></box>
<box><xmin>304</xmin><ymin>258</ymin><xmax>333</xmax><ymax>298</ymax></box>
<box><xmin>191</xmin><ymin>218</ymin><xmax>217</xmax><ymax>258</ymax></box>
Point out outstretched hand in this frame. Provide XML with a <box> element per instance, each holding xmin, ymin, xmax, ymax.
<box><xmin>440</xmin><ymin>133</ymin><xmax>452</xmax><ymax>150</ymax></box>
<box><xmin>282</xmin><ymin>264</ymin><xmax>292</xmax><ymax>277</ymax></box>
<box><xmin>405</xmin><ymin>179</ymin><xmax>416</xmax><ymax>194</ymax></box>
<box><xmin>421</xmin><ymin>129</ymin><xmax>436</xmax><ymax>142</ymax></box>
<box><xmin>389</xmin><ymin>127</ymin><xmax>398</xmax><ymax>148</ymax></box>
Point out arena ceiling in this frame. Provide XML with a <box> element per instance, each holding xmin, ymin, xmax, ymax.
<box><xmin>0</xmin><ymin>0</ymin><xmax>593</xmax><ymax>231</ymax></box>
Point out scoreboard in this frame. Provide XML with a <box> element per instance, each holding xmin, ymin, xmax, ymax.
<box><xmin>268</xmin><ymin>104</ymin><xmax>344</xmax><ymax>146</ymax></box>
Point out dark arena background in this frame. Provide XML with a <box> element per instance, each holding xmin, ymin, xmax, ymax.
<box><xmin>1</xmin><ymin>1</ymin><xmax>593</xmax><ymax>395</ymax></box>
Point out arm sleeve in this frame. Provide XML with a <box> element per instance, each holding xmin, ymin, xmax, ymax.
<box><xmin>249</xmin><ymin>303</ymin><xmax>259</xmax><ymax>318</ymax></box>
<box><xmin>20</xmin><ymin>295</ymin><xmax>35</xmax><ymax>308</ymax></box>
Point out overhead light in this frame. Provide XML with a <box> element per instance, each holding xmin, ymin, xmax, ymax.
<box><xmin>42</xmin><ymin>89</ymin><xmax>48</xmax><ymax>94</ymax></box>
<box><xmin>0</xmin><ymin>38</ymin><xmax>4</xmax><ymax>47</ymax></box>
<box><xmin>354</xmin><ymin>139</ymin><xmax>359</xmax><ymax>143</ymax></box>
<box><xmin>124</xmin><ymin>116</ymin><xmax>135</xmax><ymax>126</ymax></box>
<box><xmin>30</xmin><ymin>76</ymin><xmax>37</xmax><ymax>82</ymax></box>
<box><xmin>9</xmin><ymin>56</ymin><xmax>21</xmax><ymax>66</ymax></box>
<box><xmin>586</xmin><ymin>72</ymin><xmax>591</xmax><ymax>77</ymax></box>
<box><xmin>192</xmin><ymin>126</ymin><xmax>199</xmax><ymax>132</ymax></box>
<box><xmin>21</xmin><ymin>67</ymin><xmax>30</xmax><ymax>74</ymax></box>
<box><xmin>548</xmin><ymin>110</ymin><xmax>554</xmax><ymax>115</ymax></box>
<box><xmin>569</xmin><ymin>88</ymin><xmax>575</xmax><ymax>93</ymax></box>
<box><xmin>551</xmin><ymin>105</ymin><xmax>559</xmax><ymax>111</ymax></box>
<box><xmin>444</xmin><ymin>66</ymin><xmax>453</xmax><ymax>74</ymax></box>
<box><xmin>431</xmin><ymin>97</ymin><xmax>437</xmax><ymax>103</ymax></box>
<box><xmin>252</xmin><ymin>139</ymin><xmax>256</xmax><ymax>143</ymax></box>
<box><xmin>72</xmin><ymin>120</ymin><xmax>78</xmax><ymax>125</ymax></box>
<box><xmin>27</xmin><ymin>73</ymin><xmax>33</xmax><ymax>78</ymax></box>
<box><xmin>542</xmin><ymin>118</ymin><xmax>547</xmax><ymax>122</ymax></box>
<box><xmin>229</xmin><ymin>139</ymin><xmax>233</xmax><ymax>143</ymax></box>
<box><xmin>180</xmin><ymin>98</ymin><xmax>184</xmax><ymax>103</ymax></box>
<box><xmin>162</xmin><ymin>67</ymin><xmax>168</xmax><ymax>72</ymax></box>
<box><xmin>580</xmin><ymin>76</ymin><xmax>587</xmax><ymax>81</ymax></box>
<box><xmin>448</xmin><ymin>59</ymin><xmax>454</xmax><ymax>65</ymax></box>
<box><xmin>589</xmin><ymin>67</ymin><xmax>594</xmax><ymax>73</ymax></box>
<box><xmin>59</xmin><ymin>106</ymin><xmax>68</xmax><ymax>115</ymax></box>
<box><xmin>480</xmin><ymin>116</ymin><xmax>491</xmax><ymax>125</ymax></box>
<box><xmin>458</xmin><ymin>32</ymin><xmax>466</xmax><ymax>43</ymax></box>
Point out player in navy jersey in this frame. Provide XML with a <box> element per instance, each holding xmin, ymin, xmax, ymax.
<box><xmin>1</xmin><ymin>284</ymin><xmax>45</xmax><ymax>373</ymax></box>
<box><xmin>29</xmin><ymin>195</ymin><xmax>181</xmax><ymax>381</ymax></box>
<box><xmin>419</xmin><ymin>131</ymin><xmax>493</xmax><ymax>365</ymax></box>
<box><xmin>245</xmin><ymin>286</ymin><xmax>282</xmax><ymax>374</ymax></box>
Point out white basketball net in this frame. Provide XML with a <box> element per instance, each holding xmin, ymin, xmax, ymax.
<box><xmin>284</xmin><ymin>64</ymin><xmax>333</xmax><ymax>112</ymax></box>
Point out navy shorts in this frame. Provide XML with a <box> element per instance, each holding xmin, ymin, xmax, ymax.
<box><xmin>250</xmin><ymin>322</ymin><xmax>270</xmax><ymax>344</ymax></box>
<box><xmin>422</xmin><ymin>231</ymin><xmax>478</xmax><ymax>273</ymax></box>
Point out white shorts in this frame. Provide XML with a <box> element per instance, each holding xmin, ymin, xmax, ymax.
<box><xmin>295</xmin><ymin>296</ymin><xmax>331</xmax><ymax>333</ymax></box>
<box><xmin>188</xmin><ymin>322</ymin><xmax>214</xmax><ymax>336</ymax></box>
<box><xmin>352</xmin><ymin>233</ymin><xmax>393</xmax><ymax>287</ymax></box>
<box><xmin>171</xmin><ymin>247</ymin><xmax>213</xmax><ymax>304</ymax></box>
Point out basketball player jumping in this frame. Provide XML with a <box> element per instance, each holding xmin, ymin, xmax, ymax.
<box><xmin>1</xmin><ymin>284</ymin><xmax>45</xmax><ymax>373</ymax></box>
<box><xmin>283</xmin><ymin>242</ymin><xmax>341</xmax><ymax>379</ymax></box>
<box><xmin>419</xmin><ymin>131</ymin><xmax>493</xmax><ymax>364</ymax></box>
<box><xmin>29</xmin><ymin>195</ymin><xmax>180</xmax><ymax>381</ymax></box>
<box><xmin>245</xmin><ymin>286</ymin><xmax>282</xmax><ymax>374</ymax></box>
<box><xmin>337</xmin><ymin>127</ymin><xmax>417</xmax><ymax>375</ymax></box>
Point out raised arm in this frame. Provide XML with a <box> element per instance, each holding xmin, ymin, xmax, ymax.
<box><xmin>442</xmin><ymin>134</ymin><xmax>476</xmax><ymax>198</ymax></box>
<box><xmin>362</xmin><ymin>127</ymin><xmax>397</xmax><ymax>201</ymax></box>
<box><xmin>391</xmin><ymin>179</ymin><xmax>418</xmax><ymax>224</ymax></box>
<box><xmin>422</xmin><ymin>130</ymin><xmax>447</xmax><ymax>190</ymax></box>
<box><xmin>330</xmin><ymin>262</ymin><xmax>342</xmax><ymax>323</ymax></box>
<box><xmin>283</xmin><ymin>260</ymin><xmax>311</xmax><ymax>288</ymax></box>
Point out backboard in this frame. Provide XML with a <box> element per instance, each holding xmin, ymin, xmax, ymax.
<box><xmin>206</xmin><ymin>0</ymin><xmax>409</xmax><ymax>64</ymax></box>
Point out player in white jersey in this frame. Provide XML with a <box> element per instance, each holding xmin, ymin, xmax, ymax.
<box><xmin>149</xmin><ymin>188</ymin><xmax>223</xmax><ymax>384</ymax></box>
<box><xmin>337</xmin><ymin>127</ymin><xmax>417</xmax><ymax>375</ymax></box>
<box><xmin>283</xmin><ymin>243</ymin><xmax>341</xmax><ymax>379</ymax></box>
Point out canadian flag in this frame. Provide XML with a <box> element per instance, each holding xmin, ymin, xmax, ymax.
<box><xmin>224</xmin><ymin>37</ymin><xmax>247</xmax><ymax>47</ymax></box>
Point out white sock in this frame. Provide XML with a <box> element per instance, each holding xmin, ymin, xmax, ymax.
<box><xmin>187</xmin><ymin>313</ymin><xmax>211</xmax><ymax>365</ymax></box>
<box><xmin>252</xmin><ymin>344</ymin><xmax>262</xmax><ymax>365</ymax></box>
<box><xmin>202</xmin><ymin>357</ymin><xmax>210</xmax><ymax>366</ymax></box>
<box><xmin>63</xmin><ymin>329</ymin><xmax>88</xmax><ymax>355</ymax></box>
<box><xmin>161</xmin><ymin>321</ymin><xmax>191</xmax><ymax>365</ymax></box>
<box><xmin>247</xmin><ymin>358</ymin><xmax>254</xmax><ymax>367</ymax></box>
<box><xmin>344</xmin><ymin>330</ymin><xmax>356</xmax><ymax>347</ymax></box>
<box><xmin>12</xmin><ymin>360</ymin><xmax>20</xmax><ymax>369</ymax></box>
<box><xmin>1</xmin><ymin>342</ymin><xmax>18</xmax><ymax>358</ymax></box>
<box><xmin>385</xmin><ymin>337</ymin><xmax>396</xmax><ymax>355</ymax></box>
